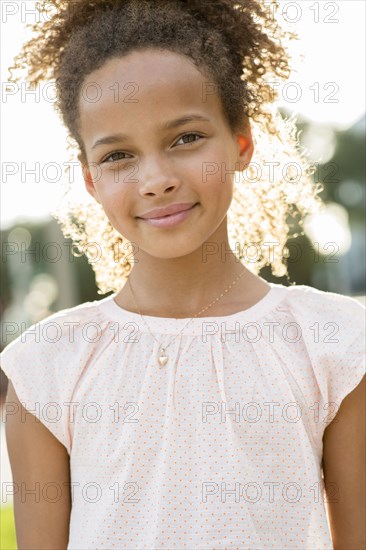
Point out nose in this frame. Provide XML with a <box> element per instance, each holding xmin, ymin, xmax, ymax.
<box><xmin>137</xmin><ymin>154</ymin><xmax>181</xmax><ymax>196</ymax></box>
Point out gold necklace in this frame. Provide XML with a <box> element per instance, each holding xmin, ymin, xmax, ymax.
<box><xmin>127</xmin><ymin>269</ymin><xmax>246</xmax><ymax>367</ymax></box>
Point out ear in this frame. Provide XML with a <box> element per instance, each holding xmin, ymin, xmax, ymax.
<box><xmin>78</xmin><ymin>153</ymin><xmax>101</xmax><ymax>203</ymax></box>
<box><xmin>235</xmin><ymin>123</ymin><xmax>254</xmax><ymax>172</ymax></box>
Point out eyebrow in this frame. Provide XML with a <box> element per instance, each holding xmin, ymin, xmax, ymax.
<box><xmin>91</xmin><ymin>114</ymin><xmax>211</xmax><ymax>150</ymax></box>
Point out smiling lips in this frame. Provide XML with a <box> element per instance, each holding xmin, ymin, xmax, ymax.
<box><xmin>137</xmin><ymin>202</ymin><xmax>198</xmax><ymax>228</ymax></box>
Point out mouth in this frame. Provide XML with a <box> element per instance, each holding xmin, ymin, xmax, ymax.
<box><xmin>137</xmin><ymin>203</ymin><xmax>199</xmax><ymax>228</ymax></box>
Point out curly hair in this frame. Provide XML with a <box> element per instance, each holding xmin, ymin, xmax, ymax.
<box><xmin>8</xmin><ymin>0</ymin><xmax>324</xmax><ymax>294</ymax></box>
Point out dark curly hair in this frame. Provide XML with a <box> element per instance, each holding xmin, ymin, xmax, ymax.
<box><xmin>8</xmin><ymin>0</ymin><xmax>324</xmax><ymax>293</ymax></box>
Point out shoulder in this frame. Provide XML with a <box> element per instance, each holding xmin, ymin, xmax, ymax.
<box><xmin>272</xmin><ymin>284</ymin><xmax>365</xmax><ymax>380</ymax></box>
<box><xmin>276</xmin><ymin>283</ymin><xmax>365</xmax><ymax>336</ymax></box>
<box><xmin>280</xmin><ymin>282</ymin><xmax>365</xmax><ymax>311</ymax></box>
<box><xmin>37</xmin><ymin>297</ymin><xmax>105</xmax><ymax>325</ymax></box>
<box><xmin>0</xmin><ymin>297</ymin><xmax>110</xmax><ymax>363</ymax></box>
<box><xmin>279</xmin><ymin>284</ymin><xmax>365</xmax><ymax>417</ymax></box>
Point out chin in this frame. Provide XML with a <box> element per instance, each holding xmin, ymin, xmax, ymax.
<box><xmin>139</xmin><ymin>241</ymin><xmax>202</xmax><ymax>260</ymax></box>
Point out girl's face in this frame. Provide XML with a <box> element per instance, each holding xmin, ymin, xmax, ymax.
<box><xmin>78</xmin><ymin>49</ymin><xmax>253</xmax><ymax>259</ymax></box>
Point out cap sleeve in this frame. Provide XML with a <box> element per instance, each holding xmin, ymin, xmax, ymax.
<box><xmin>324</xmin><ymin>308</ymin><xmax>365</xmax><ymax>426</ymax></box>
<box><xmin>287</xmin><ymin>286</ymin><xmax>365</xmax><ymax>429</ymax></box>
<box><xmin>0</xmin><ymin>304</ymin><xmax>99</xmax><ymax>455</ymax></box>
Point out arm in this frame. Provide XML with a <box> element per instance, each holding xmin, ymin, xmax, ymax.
<box><xmin>322</xmin><ymin>374</ymin><xmax>366</xmax><ymax>550</ymax></box>
<box><xmin>5</xmin><ymin>380</ymin><xmax>72</xmax><ymax>550</ymax></box>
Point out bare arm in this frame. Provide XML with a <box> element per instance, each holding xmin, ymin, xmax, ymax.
<box><xmin>5</xmin><ymin>380</ymin><xmax>72</xmax><ymax>550</ymax></box>
<box><xmin>322</xmin><ymin>374</ymin><xmax>366</xmax><ymax>550</ymax></box>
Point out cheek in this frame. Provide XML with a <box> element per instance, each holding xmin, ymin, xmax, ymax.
<box><xmin>202</xmin><ymin>164</ymin><xmax>234</xmax><ymax>204</ymax></box>
<box><xmin>199</xmin><ymin>144</ymin><xmax>236</xmax><ymax>187</ymax></box>
<box><xmin>208</xmin><ymin>174</ymin><xmax>235</xmax><ymax>219</ymax></box>
<box><xmin>92</xmin><ymin>178</ymin><xmax>133</xmax><ymax>230</ymax></box>
<box><xmin>96</xmin><ymin>193</ymin><xmax>135</xmax><ymax>242</ymax></box>
<box><xmin>95</xmin><ymin>169</ymin><xmax>131</xmax><ymax>202</ymax></box>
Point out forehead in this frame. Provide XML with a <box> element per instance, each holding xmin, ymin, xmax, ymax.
<box><xmin>78</xmin><ymin>49</ymin><xmax>224</xmax><ymax>146</ymax></box>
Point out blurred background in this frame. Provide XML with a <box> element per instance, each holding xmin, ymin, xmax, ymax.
<box><xmin>1</xmin><ymin>1</ymin><xmax>365</xmax><ymax>546</ymax></box>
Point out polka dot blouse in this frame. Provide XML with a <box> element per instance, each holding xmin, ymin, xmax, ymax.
<box><xmin>1</xmin><ymin>282</ymin><xmax>365</xmax><ymax>549</ymax></box>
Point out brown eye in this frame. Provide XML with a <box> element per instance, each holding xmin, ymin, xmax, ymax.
<box><xmin>102</xmin><ymin>151</ymin><xmax>130</xmax><ymax>163</ymax></box>
<box><xmin>176</xmin><ymin>132</ymin><xmax>203</xmax><ymax>146</ymax></box>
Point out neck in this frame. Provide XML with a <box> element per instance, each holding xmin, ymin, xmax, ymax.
<box><xmin>133</xmin><ymin>245</ymin><xmax>241</xmax><ymax>297</ymax></box>
<box><xmin>115</xmin><ymin>240</ymin><xmax>269</xmax><ymax>318</ymax></box>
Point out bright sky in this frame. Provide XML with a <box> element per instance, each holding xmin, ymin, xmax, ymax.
<box><xmin>1</xmin><ymin>0</ymin><xmax>365</xmax><ymax>229</ymax></box>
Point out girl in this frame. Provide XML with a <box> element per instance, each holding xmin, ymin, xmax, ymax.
<box><xmin>1</xmin><ymin>0</ymin><xmax>365</xmax><ymax>548</ymax></box>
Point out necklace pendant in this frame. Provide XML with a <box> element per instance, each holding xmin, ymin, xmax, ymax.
<box><xmin>158</xmin><ymin>347</ymin><xmax>168</xmax><ymax>367</ymax></box>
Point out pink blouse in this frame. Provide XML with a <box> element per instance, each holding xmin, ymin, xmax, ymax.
<box><xmin>1</xmin><ymin>282</ymin><xmax>365</xmax><ymax>549</ymax></box>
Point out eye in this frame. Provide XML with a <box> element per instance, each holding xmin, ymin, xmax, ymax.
<box><xmin>175</xmin><ymin>132</ymin><xmax>204</xmax><ymax>146</ymax></box>
<box><xmin>100</xmin><ymin>132</ymin><xmax>204</xmax><ymax>163</ymax></box>
<box><xmin>101</xmin><ymin>151</ymin><xmax>131</xmax><ymax>164</ymax></box>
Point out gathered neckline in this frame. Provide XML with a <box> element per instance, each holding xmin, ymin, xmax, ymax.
<box><xmin>94</xmin><ymin>282</ymin><xmax>290</xmax><ymax>335</ymax></box>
